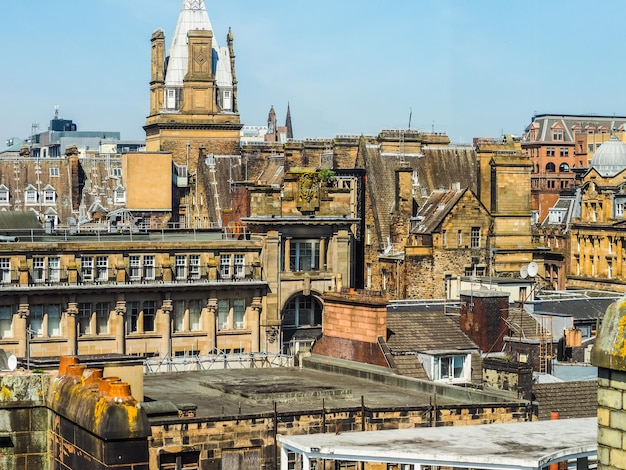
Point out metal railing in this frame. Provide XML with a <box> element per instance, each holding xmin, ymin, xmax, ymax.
<box><xmin>144</xmin><ymin>350</ymin><xmax>293</xmax><ymax>374</ymax></box>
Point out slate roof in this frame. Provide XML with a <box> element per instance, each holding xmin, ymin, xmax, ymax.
<box><xmin>386</xmin><ymin>310</ymin><xmax>478</xmax><ymax>353</ymax></box>
<box><xmin>411</xmin><ymin>188</ymin><xmax>463</xmax><ymax>234</ymax></box>
<box><xmin>0</xmin><ymin>211</ymin><xmax>42</xmax><ymax>231</ymax></box>
<box><xmin>540</xmin><ymin>195</ymin><xmax>578</xmax><ymax>228</ymax></box>
<box><xmin>532</xmin><ymin>380</ymin><xmax>597</xmax><ymax>420</ymax></box>
<box><xmin>523</xmin><ymin>114</ymin><xmax>626</xmax><ymax>143</ymax></box>
<box><xmin>530</xmin><ymin>295</ymin><xmax>620</xmax><ymax>322</ymax></box>
<box><xmin>506</xmin><ymin>307</ymin><xmax>544</xmax><ymax>340</ymax></box>
<box><xmin>363</xmin><ymin>143</ymin><xmax>477</xmax><ymax>249</ymax></box>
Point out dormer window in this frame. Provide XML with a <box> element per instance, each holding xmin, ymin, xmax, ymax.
<box><xmin>548</xmin><ymin>208</ymin><xmax>566</xmax><ymax>224</ymax></box>
<box><xmin>24</xmin><ymin>185</ymin><xmax>37</xmax><ymax>205</ymax></box>
<box><xmin>0</xmin><ymin>185</ymin><xmax>9</xmax><ymax>205</ymax></box>
<box><xmin>43</xmin><ymin>185</ymin><xmax>56</xmax><ymax>205</ymax></box>
<box><xmin>114</xmin><ymin>185</ymin><xmax>126</xmax><ymax>204</ymax></box>
<box><xmin>553</xmin><ymin>130</ymin><xmax>563</xmax><ymax>140</ymax></box>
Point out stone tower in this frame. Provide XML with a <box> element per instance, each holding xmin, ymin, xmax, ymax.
<box><xmin>144</xmin><ymin>0</ymin><xmax>242</xmax><ymax>227</ymax></box>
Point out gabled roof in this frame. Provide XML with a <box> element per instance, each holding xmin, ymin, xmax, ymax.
<box><xmin>386</xmin><ymin>309</ymin><xmax>478</xmax><ymax>353</ymax></box>
<box><xmin>411</xmin><ymin>187</ymin><xmax>486</xmax><ymax>235</ymax></box>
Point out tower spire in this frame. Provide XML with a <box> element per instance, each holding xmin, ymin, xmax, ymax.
<box><xmin>285</xmin><ymin>103</ymin><xmax>293</xmax><ymax>140</ymax></box>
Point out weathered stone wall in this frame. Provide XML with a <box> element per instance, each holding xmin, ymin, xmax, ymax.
<box><xmin>147</xmin><ymin>401</ymin><xmax>535</xmax><ymax>469</ymax></box>
<box><xmin>0</xmin><ymin>373</ymin><xmax>50</xmax><ymax>470</ymax></box>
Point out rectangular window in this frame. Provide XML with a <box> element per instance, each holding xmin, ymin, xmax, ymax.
<box><xmin>442</xmin><ymin>230</ymin><xmax>447</xmax><ymax>247</ymax></box>
<box><xmin>290</xmin><ymin>240</ymin><xmax>320</xmax><ymax>271</ymax></box>
<box><xmin>234</xmin><ymin>299</ymin><xmax>245</xmax><ymax>329</ymax></box>
<box><xmin>189</xmin><ymin>299</ymin><xmax>202</xmax><ymax>331</ymax></box>
<box><xmin>470</xmin><ymin>227</ymin><xmax>480</xmax><ymax>248</ymax></box>
<box><xmin>218</xmin><ymin>299</ymin><xmax>229</xmax><ymax>330</ymax></box>
<box><xmin>189</xmin><ymin>255</ymin><xmax>200</xmax><ymax>279</ymax></box>
<box><xmin>49</xmin><ymin>167</ymin><xmax>60</xmax><ymax>177</ymax></box>
<box><xmin>588</xmin><ymin>143</ymin><xmax>594</xmax><ymax>152</ymax></box>
<box><xmin>77</xmin><ymin>303</ymin><xmax>92</xmax><ymax>336</ymax></box>
<box><xmin>96</xmin><ymin>256</ymin><xmax>108</xmax><ymax>281</ymax></box>
<box><xmin>127</xmin><ymin>301</ymin><xmax>140</xmax><ymax>333</ymax></box>
<box><xmin>559</xmin><ymin>147</ymin><xmax>569</xmax><ymax>157</ymax></box>
<box><xmin>44</xmin><ymin>190</ymin><xmax>55</xmax><ymax>204</ymax></box>
<box><xmin>234</xmin><ymin>254</ymin><xmax>245</xmax><ymax>278</ymax></box>
<box><xmin>143</xmin><ymin>300</ymin><xmax>156</xmax><ymax>332</ymax></box>
<box><xmin>0</xmin><ymin>257</ymin><xmax>10</xmax><ymax>283</ymax></box>
<box><xmin>457</xmin><ymin>230</ymin><xmax>462</xmax><ymax>247</ymax></box>
<box><xmin>175</xmin><ymin>255</ymin><xmax>187</xmax><ymax>280</ymax></box>
<box><xmin>0</xmin><ymin>306</ymin><xmax>12</xmax><ymax>338</ymax></box>
<box><xmin>95</xmin><ymin>302</ymin><xmax>109</xmax><ymax>335</ymax></box>
<box><xmin>143</xmin><ymin>255</ymin><xmax>155</xmax><ymax>280</ymax></box>
<box><xmin>129</xmin><ymin>255</ymin><xmax>141</xmax><ymax>280</ymax></box>
<box><xmin>436</xmin><ymin>355</ymin><xmax>466</xmax><ymax>381</ymax></box>
<box><xmin>173</xmin><ymin>300</ymin><xmax>185</xmax><ymax>332</ymax></box>
<box><xmin>0</xmin><ymin>191</ymin><xmax>9</xmax><ymax>204</ymax></box>
<box><xmin>25</xmin><ymin>190</ymin><xmax>37</xmax><ymax>204</ymax></box>
<box><xmin>33</xmin><ymin>257</ymin><xmax>45</xmax><ymax>283</ymax></box>
<box><xmin>366</xmin><ymin>263</ymin><xmax>372</xmax><ymax>289</ymax></box>
<box><xmin>546</xmin><ymin>147</ymin><xmax>555</xmax><ymax>157</ymax></box>
<box><xmin>48</xmin><ymin>304</ymin><xmax>61</xmax><ymax>337</ymax></box>
<box><xmin>220</xmin><ymin>255</ymin><xmax>231</xmax><ymax>279</ymax></box>
<box><xmin>81</xmin><ymin>256</ymin><xmax>94</xmax><ymax>282</ymax></box>
<box><xmin>48</xmin><ymin>257</ymin><xmax>60</xmax><ymax>282</ymax></box>
<box><xmin>29</xmin><ymin>305</ymin><xmax>44</xmax><ymax>336</ymax></box>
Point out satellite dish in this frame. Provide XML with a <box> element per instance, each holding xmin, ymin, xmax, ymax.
<box><xmin>527</xmin><ymin>262</ymin><xmax>538</xmax><ymax>278</ymax></box>
<box><xmin>520</xmin><ymin>266</ymin><xmax>528</xmax><ymax>279</ymax></box>
<box><xmin>7</xmin><ymin>354</ymin><xmax>17</xmax><ymax>371</ymax></box>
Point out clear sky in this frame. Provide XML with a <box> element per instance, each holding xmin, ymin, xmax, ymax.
<box><xmin>3</xmin><ymin>0</ymin><xmax>626</xmax><ymax>145</ymax></box>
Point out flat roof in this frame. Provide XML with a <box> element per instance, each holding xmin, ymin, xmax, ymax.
<box><xmin>141</xmin><ymin>365</ymin><xmax>521</xmax><ymax>420</ymax></box>
<box><xmin>278</xmin><ymin>417</ymin><xmax>597</xmax><ymax>470</ymax></box>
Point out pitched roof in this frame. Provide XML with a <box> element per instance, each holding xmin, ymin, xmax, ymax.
<box><xmin>0</xmin><ymin>211</ymin><xmax>41</xmax><ymax>231</ymax></box>
<box><xmin>523</xmin><ymin>114</ymin><xmax>626</xmax><ymax>143</ymax></box>
<box><xmin>532</xmin><ymin>381</ymin><xmax>597</xmax><ymax>420</ymax></box>
<box><xmin>386</xmin><ymin>310</ymin><xmax>478</xmax><ymax>353</ymax></box>
<box><xmin>411</xmin><ymin>188</ymin><xmax>466</xmax><ymax>234</ymax></box>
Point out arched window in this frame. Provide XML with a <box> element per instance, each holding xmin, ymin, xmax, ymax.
<box><xmin>546</xmin><ymin>162</ymin><xmax>556</xmax><ymax>173</ymax></box>
<box><xmin>281</xmin><ymin>294</ymin><xmax>323</xmax><ymax>353</ymax></box>
<box><xmin>559</xmin><ymin>163</ymin><xmax>569</xmax><ymax>172</ymax></box>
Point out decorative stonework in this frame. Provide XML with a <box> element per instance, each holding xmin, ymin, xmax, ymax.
<box><xmin>296</xmin><ymin>172</ymin><xmax>320</xmax><ymax>213</ymax></box>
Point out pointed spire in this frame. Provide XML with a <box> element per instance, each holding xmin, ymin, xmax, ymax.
<box><xmin>165</xmin><ymin>0</ymin><xmax>214</xmax><ymax>88</ymax></box>
<box><xmin>285</xmin><ymin>103</ymin><xmax>293</xmax><ymax>140</ymax></box>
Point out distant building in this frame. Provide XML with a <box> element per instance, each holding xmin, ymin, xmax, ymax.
<box><xmin>521</xmin><ymin>113</ymin><xmax>626</xmax><ymax>223</ymax></box>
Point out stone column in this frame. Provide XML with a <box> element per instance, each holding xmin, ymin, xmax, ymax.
<box><xmin>160</xmin><ymin>299</ymin><xmax>173</xmax><ymax>359</ymax></box>
<box><xmin>284</xmin><ymin>237</ymin><xmax>291</xmax><ymax>272</ymax></box>
<box><xmin>66</xmin><ymin>302</ymin><xmax>79</xmax><ymax>356</ymax></box>
<box><xmin>207</xmin><ymin>298</ymin><xmax>218</xmax><ymax>352</ymax></box>
<box><xmin>114</xmin><ymin>300</ymin><xmax>127</xmax><ymax>354</ymax></box>
<box><xmin>250</xmin><ymin>296</ymin><xmax>262</xmax><ymax>353</ymax></box>
<box><xmin>319</xmin><ymin>237</ymin><xmax>327</xmax><ymax>271</ymax></box>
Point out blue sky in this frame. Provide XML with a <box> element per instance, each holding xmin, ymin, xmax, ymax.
<box><xmin>3</xmin><ymin>0</ymin><xmax>626</xmax><ymax>145</ymax></box>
